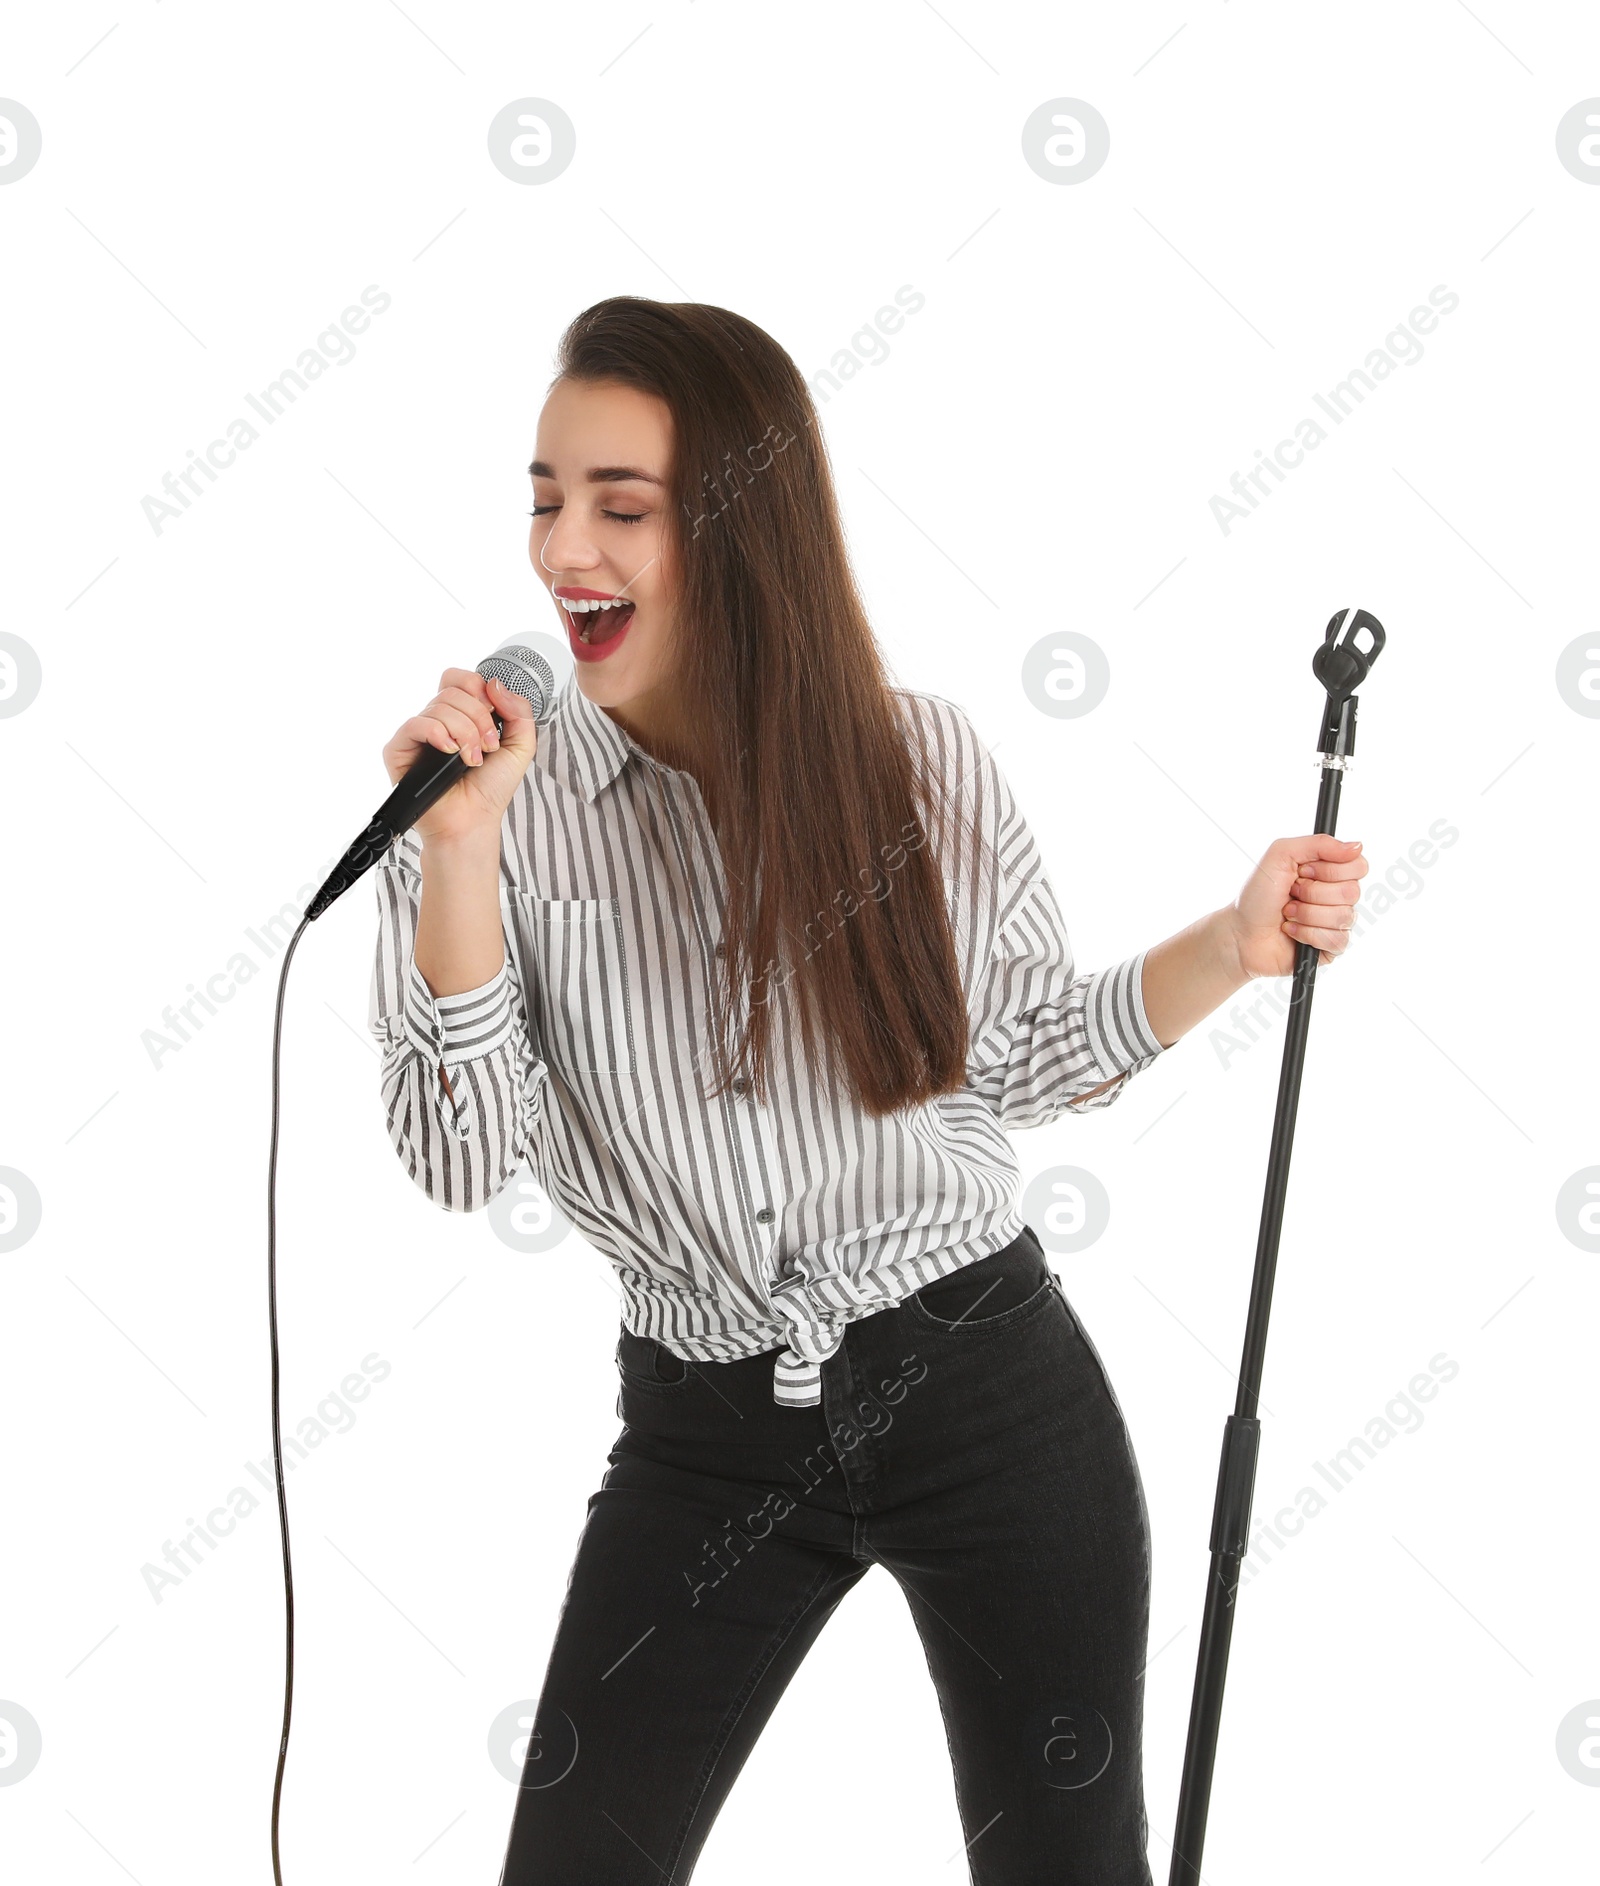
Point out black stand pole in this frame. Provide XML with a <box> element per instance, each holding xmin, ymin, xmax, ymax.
<box><xmin>1166</xmin><ymin>607</ymin><xmax>1386</xmax><ymax>1885</ymax></box>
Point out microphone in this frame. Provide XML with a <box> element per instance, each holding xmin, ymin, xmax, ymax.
<box><xmin>305</xmin><ymin>643</ymin><xmax>557</xmax><ymax>921</ymax></box>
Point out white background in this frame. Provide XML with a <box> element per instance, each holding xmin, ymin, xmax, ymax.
<box><xmin>2</xmin><ymin>4</ymin><xmax>1596</xmax><ymax>1881</ymax></box>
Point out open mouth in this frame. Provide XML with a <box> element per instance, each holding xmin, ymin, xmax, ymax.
<box><xmin>563</xmin><ymin>598</ymin><xmax>636</xmax><ymax>646</ymax></box>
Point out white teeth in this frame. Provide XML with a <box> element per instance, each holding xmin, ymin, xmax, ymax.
<box><xmin>563</xmin><ymin>596</ymin><xmax>632</xmax><ymax>645</ymax></box>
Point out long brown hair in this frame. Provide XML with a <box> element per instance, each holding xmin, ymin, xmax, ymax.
<box><xmin>551</xmin><ymin>296</ymin><xmax>984</xmax><ymax>1117</ymax></box>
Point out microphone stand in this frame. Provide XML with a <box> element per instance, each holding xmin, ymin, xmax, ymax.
<box><xmin>1166</xmin><ymin>607</ymin><xmax>1386</xmax><ymax>1885</ymax></box>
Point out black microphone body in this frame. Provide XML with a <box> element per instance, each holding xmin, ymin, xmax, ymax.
<box><xmin>306</xmin><ymin>644</ymin><xmax>555</xmax><ymax>921</ymax></box>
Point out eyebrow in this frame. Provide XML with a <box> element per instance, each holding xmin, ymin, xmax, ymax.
<box><xmin>528</xmin><ymin>459</ymin><xmax>665</xmax><ymax>487</ymax></box>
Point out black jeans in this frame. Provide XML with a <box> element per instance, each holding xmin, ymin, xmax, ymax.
<box><xmin>499</xmin><ymin>1225</ymin><xmax>1153</xmax><ymax>1885</ymax></box>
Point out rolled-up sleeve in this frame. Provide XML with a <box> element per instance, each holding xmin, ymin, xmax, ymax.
<box><xmin>967</xmin><ymin>870</ymin><xmax>1164</xmax><ymax>1124</ymax></box>
<box><xmin>369</xmin><ymin>833</ymin><xmax>550</xmax><ymax>1211</ymax></box>
<box><xmin>959</xmin><ymin>729</ymin><xmax>1166</xmax><ymax>1127</ymax></box>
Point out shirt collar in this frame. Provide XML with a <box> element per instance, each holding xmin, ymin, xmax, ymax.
<box><xmin>553</xmin><ymin>669</ymin><xmax>654</xmax><ymax>803</ymax></box>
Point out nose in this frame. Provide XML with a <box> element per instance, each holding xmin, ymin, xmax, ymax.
<box><xmin>536</xmin><ymin>505</ymin><xmax>602</xmax><ymax>577</ymax></box>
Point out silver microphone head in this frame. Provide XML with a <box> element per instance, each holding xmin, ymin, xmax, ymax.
<box><xmin>477</xmin><ymin>644</ymin><xmax>557</xmax><ymax>722</ymax></box>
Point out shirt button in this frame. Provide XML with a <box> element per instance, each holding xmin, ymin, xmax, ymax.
<box><xmin>715</xmin><ymin>941</ymin><xmax>726</xmax><ymax>958</ymax></box>
<box><xmin>732</xmin><ymin>1077</ymin><xmax>749</xmax><ymax>1096</ymax></box>
<box><xmin>755</xmin><ymin>1206</ymin><xmax>775</xmax><ymax>1225</ymax></box>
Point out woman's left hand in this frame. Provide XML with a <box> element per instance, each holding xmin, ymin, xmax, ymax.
<box><xmin>1228</xmin><ymin>835</ymin><xmax>1368</xmax><ymax>979</ymax></box>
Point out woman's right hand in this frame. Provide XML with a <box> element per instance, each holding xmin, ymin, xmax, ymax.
<box><xmin>382</xmin><ymin>667</ymin><xmax>540</xmax><ymax>847</ymax></box>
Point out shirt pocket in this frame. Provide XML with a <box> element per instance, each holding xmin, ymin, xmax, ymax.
<box><xmin>512</xmin><ymin>895</ymin><xmax>637</xmax><ymax>1075</ymax></box>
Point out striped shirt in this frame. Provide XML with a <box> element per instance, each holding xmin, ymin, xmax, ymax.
<box><xmin>369</xmin><ymin>672</ymin><xmax>1167</xmax><ymax>1407</ymax></box>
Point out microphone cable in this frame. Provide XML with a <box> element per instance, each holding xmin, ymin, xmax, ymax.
<box><xmin>259</xmin><ymin>643</ymin><xmax>553</xmax><ymax>1882</ymax></box>
<box><xmin>267</xmin><ymin>913</ymin><xmax>311</xmax><ymax>1886</ymax></box>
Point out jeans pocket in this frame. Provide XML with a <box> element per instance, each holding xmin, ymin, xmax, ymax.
<box><xmin>616</xmin><ymin>1327</ymin><xmax>688</xmax><ymax>1389</ymax></box>
<box><xmin>909</xmin><ymin>1235</ymin><xmax>1056</xmax><ymax>1330</ymax></box>
<box><xmin>1054</xmin><ymin>1276</ymin><xmax>1152</xmax><ymax>1585</ymax></box>
<box><xmin>1053</xmin><ymin>1278</ymin><xmax>1130</xmax><ymax>1425</ymax></box>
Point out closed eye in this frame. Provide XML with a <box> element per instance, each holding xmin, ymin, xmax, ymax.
<box><xmin>530</xmin><ymin>506</ymin><xmax>646</xmax><ymax>525</ymax></box>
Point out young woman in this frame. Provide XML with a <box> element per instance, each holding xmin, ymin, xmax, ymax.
<box><xmin>370</xmin><ymin>297</ymin><xmax>1365</xmax><ymax>1885</ymax></box>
